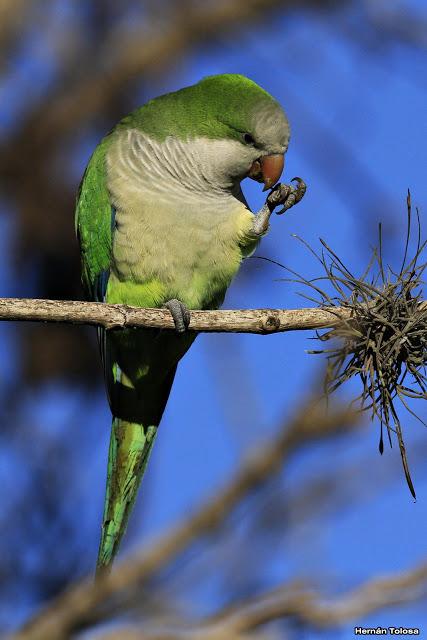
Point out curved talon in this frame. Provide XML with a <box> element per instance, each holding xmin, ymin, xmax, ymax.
<box><xmin>266</xmin><ymin>183</ymin><xmax>289</xmax><ymax>210</ymax></box>
<box><xmin>164</xmin><ymin>299</ymin><xmax>191</xmax><ymax>333</ymax></box>
<box><xmin>291</xmin><ymin>177</ymin><xmax>307</xmax><ymax>202</ymax></box>
<box><xmin>268</xmin><ymin>177</ymin><xmax>307</xmax><ymax>215</ymax></box>
<box><xmin>276</xmin><ymin>188</ymin><xmax>297</xmax><ymax>215</ymax></box>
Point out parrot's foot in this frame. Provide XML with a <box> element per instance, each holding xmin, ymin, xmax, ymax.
<box><xmin>251</xmin><ymin>177</ymin><xmax>306</xmax><ymax>236</ymax></box>
<box><xmin>164</xmin><ymin>299</ymin><xmax>191</xmax><ymax>333</ymax></box>
<box><xmin>251</xmin><ymin>203</ymin><xmax>272</xmax><ymax>236</ymax></box>
<box><xmin>267</xmin><ymin>177</ymin><xmax>306</xmax><ymax>215</ymax></box>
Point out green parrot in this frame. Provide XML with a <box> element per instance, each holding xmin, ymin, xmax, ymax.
<box><xmin>75</xmin><ymin>73</ymin><xmax>305</xmax><ymax>576</ymax></box>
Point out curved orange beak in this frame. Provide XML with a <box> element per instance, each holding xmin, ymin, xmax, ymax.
<box><xmin>248</xmin><ymin>154</ymin><xmax>284</xmax><ymax>191</ymax></box>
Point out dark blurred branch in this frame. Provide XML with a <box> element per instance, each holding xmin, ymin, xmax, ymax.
<box><xmin>222</xmin><ymin>562</ymin><xmax>427</xmax><ymax>631</ymax></box>
<box><xmin>99</xmin><ymin>561</ymin><xmax>427</xmax><ymax>639</ymax></box>
<box><xmin>294</xmin><ymin>562</ymin><xmax>427</xmax><ymax>626</ymax></box>
<box><xmin>0</xmin><ymin>0</ymin><xmax>31</xmax><ymax>50</ymax></box>
<box><xmin>102</xmin><ymin>626</ymin><xmax>272</xmax><ymax>640</ymax></box>
<box><xmin>3</xmin><ymin>297</ymin><xmax>426</xmax><ymax>334</ymax></box>
<box><xmin>0</xmin><ymin>0</ymin><xmax>334</xmax><ymax>177</ymax></box>
<box><xmin>14</xmin><ymin>402</ymin><xmax>360</xmax><ymax>640</ymax></box>
<box><xmin>101</xmin><ymin>626</ymin><xmax>278</xmax><ymax>640</ymax></box>
<box><xmin>365</xmin><ymin>3</ymin><xmax>427</xmax><ymax>50</ymax></box>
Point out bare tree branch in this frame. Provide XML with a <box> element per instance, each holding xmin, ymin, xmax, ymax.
<box><xmin>98</xmin><ymin>561</ymin><xmax>427</xmax><ymax>639</ymax></box>
<box><xmin>2</xmin><ymin>297</ymin><xmax>425</xmax><ymax>334</ymax></box>
<box><xmin>14</xmin><ymin>402</ymin><xmax>360</xmax><ymax>640</ymax></box>
<box><xmin>1</xmin><ymin>297</ymin><xmax>426</xmax><ymax>334</ymax></box>
<box><xmin>210</xmin><ymin>563</ymin><xmax>427</xmax><ymax>631</ymax></box>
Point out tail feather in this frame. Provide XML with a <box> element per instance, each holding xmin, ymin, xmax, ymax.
<box><xmin>96</xmin><ymin>328</ymin><xmax>195</xmax><ymax>576</ymax></box>
<box><xmin>96</xmin><ymin>418</ymin><xmax>157</xmax><ymax>577</ymax></box>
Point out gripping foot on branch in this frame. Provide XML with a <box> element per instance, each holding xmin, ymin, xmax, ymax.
<box><xmin>164</xmin><ymin>299</ymin><xmax>191</xmax><ymax>333</ymax></box>
<box><xmin>251</xmin><ymin>177</ymin><xmax>306</xmax><ymax>236</ymax></box>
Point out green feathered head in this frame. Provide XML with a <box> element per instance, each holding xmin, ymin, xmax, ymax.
<box><xmin>119</xmin><ymin>74</ymin><xmax>290</xmax><ymax>189</ymax></box>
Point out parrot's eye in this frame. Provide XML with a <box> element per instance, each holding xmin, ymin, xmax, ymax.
<box><xmin>243</xmin><ymin>133</ymin><xmax>255</xmax><ymax>146</ymax></box>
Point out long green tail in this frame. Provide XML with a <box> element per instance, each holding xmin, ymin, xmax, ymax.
<box><xmin>96</xmin><ymin>418</ymin><xmax>157</xmax><ymax>577</ymax></box>
<box><xmin>95</xmin><ymin>326</ymin><xmax>195</xmax><ymax>577</ymax></box>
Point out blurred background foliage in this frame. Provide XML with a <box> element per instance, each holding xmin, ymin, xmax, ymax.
<box><xmin>1</xmin><ymin>0</ymin><xmax>427</xmax><ymax>637</ymax></box>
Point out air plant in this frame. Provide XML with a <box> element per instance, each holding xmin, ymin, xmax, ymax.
<box><xmin>290</xmin><ymin>193</ymin><xmax>427</xmax><ymax>498</ymax></box>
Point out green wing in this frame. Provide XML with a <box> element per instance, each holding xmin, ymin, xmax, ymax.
<box><xmin>75</xmin><ymin>135</ymin><xmax>114</xmax><ymax>301</ymax></box>
<box><xmin>76</xmin><ymin>134</ymin><xmax>117</xmax><ymax>411</ymax></box>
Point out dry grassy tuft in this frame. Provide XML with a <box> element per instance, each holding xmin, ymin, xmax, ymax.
<box><xmin>290</xmin><ymin>193</ymin><xmax>426</xmax><ymax>498</ymax></box>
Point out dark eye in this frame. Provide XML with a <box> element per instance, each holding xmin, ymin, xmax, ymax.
<box><xmin>243</xmin><ymin>133</ymin><xmax>255</xmax><ymax>145</ymax></box>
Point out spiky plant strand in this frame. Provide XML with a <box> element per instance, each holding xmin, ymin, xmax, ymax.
<box><xmin>291</xmin><ymin>193</ymin><xmax>426</xmax><ymax>498</ymax></box>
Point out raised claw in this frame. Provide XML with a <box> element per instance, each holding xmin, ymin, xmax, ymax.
<box><xmin>291</xmin><ymin>176</ymin><xmax>307</xmax><ymax>202</ymax></box>
<box><xmin>267</xmin><ymin>177</ymin><xmax>307</xmax><ymax>215</ymax></box>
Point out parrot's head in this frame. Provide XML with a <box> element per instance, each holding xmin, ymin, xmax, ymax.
<box><xmin>193</xmin><ymin>74</ymin><xmax>290</xmax><ymax>191</ymax></box>
<box><xmin>130</xmin><ymin>74</ymin><xmax>290</xmax><ymax>192</ymax></box>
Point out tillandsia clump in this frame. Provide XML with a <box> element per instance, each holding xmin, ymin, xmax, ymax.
<box><xmin>294</xmin><ymin>193</ymin><xmax>426</xmax><ymax>498</ymax></box>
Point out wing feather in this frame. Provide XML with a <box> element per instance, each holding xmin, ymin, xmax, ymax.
<box><xmin>75</xmin><ymin>135</ymin><xmax>114</xmax><ymax>301</ymax></box>
<box><xmin>75</xmin><ymin>135</ymin><xmax>116</xmax><ymax>403</ymax></box>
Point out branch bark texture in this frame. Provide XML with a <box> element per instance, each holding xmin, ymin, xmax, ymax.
<box><xmin>2</xmin><ymin>297</ymin><xmax>426</xmax><ymax>333</ymax></box>
<box><xmin>0</xmin><ymin>297</ymin><xmax>355</xmax><ymax>333</ymax></box>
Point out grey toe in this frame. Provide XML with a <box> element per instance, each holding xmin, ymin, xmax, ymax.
<box><xmin>164</xmin><ymin>299</ymin><xmax>191</xmax><ymax>333</ymax></box>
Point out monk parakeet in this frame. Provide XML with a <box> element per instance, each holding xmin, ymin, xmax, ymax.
<box><xmin>76</xmin><ymin>74</ymin><xmax>305</xmax><ymax>575</ymax></box>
